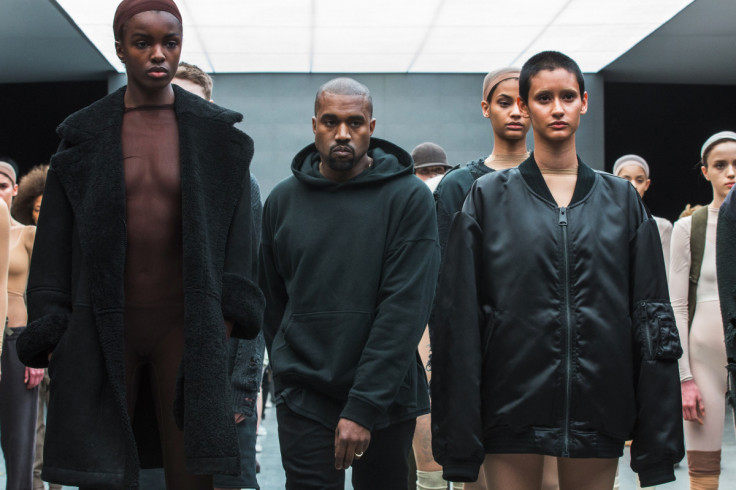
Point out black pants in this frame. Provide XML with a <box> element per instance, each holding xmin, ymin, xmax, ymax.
<box><xmin>277</xmin><ymin>404</ymin><xmax>415</xmax><ymax>490</ymax></box>
<box><xmin>0</xmin><ymin>327</ymin><xmax>39</xmax><ymax>490</ymax></box>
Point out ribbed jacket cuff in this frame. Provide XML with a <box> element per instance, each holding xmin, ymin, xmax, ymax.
<box><xmin>222</xmin><ymin>273</ymin><xmax>265</xmax><ymax>340</ymax></box>
<box><xmin>16</xmin><ymin>313</ymin><xmax>70</xmax><ymax>368</ymax></box>
<box><xmin>339</xmin><ymin>396</ymin><xmax>382</xmax><ymax>431</ymax></box>
<box><xmin>638</xmin><ymin>464</ymin><xmax>675</xmax><ymax>487</ymax></box>
<box><xmin>441</xmin><ymin>461</ymin><xmax>482</xmax><ymax>483</ymax></box>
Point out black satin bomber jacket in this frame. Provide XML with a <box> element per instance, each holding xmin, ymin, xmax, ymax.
<box><xmin>430</xmin><ymin>155</ymin><xmax>684</xmax><ymax>487</ymax></box>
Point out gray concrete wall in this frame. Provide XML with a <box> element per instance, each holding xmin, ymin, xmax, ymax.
<box><xmin>108</xmin><ymin>72</ymin><xmax>605</xmax><ymax>198</ymax></box>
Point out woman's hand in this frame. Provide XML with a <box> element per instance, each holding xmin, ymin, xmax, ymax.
<box><xmin>25</xmin><ymin>367</ymin><xmax>44</xmax><ymax>389</ymax></box>
<box><xmin>681</xmin><ymin>379</ymin><xmax>705</xmax><ymax>424</ymax></box>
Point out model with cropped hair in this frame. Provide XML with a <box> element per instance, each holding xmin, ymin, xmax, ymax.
<box><xmin>670</xmin><ymin>131</ymin><xmax>736</xmax><ymax>489</ymax></box>
<box><xmin>431</xmin><ymin>51</ymin><xmax>683</xmax><ymax>489</ymax></box>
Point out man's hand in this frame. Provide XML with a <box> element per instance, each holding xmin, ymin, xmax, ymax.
<box><xmin>681</xmin><ymin>379</ymin><xmax>705</xmax><ymax>424</ymax></box>
<box><xmin>25</xmin><ymin>367</ymin><xmax>44</xmax><ymax>389</ymax></box>
<box><xmin>234</xmin><ymin>413</ymin><xmax>246</xmax><ymax>424</ymax></box>
<box><xmin>334</xmin><ymin>418</ymin><xmax>370</xmax><ymax>470</ymax></box>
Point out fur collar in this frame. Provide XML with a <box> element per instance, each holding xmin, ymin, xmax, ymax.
<box><xmin>57</xmin><ymin>85</ymin><xmax>242</xmax><ymax>144</ymax></box>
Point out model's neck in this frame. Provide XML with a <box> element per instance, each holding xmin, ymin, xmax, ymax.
<box><xmin>124</xmin><ymin>84</ymin><xmax>175</xmax><ymax>108</ymax></box>
<box><xmin>711</xmin><ymin>194</ymin><xmax>725</xmax><ymax>209</ymax></box>
<box><xmin>486</xmin><ymin>135</ymin><xmax>528</xmax><ymax>170</ymax></box>
<box><xmin>533</xmin><ymin>136</ymin><xmax>578</xmax><ymax>170</ymax></box>
<box><xmin>490</xmin><ymin>135</ymin><xmax>528</xmax><ymax>158</ymax></box>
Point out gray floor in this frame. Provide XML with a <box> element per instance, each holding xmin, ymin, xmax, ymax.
<box><xmin>3</xmin><ymin>407</ymin><xmax>734</xmax><ymax>489</ymax></box>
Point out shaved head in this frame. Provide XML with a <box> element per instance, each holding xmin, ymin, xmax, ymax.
<box><xmin>315</xmin><ymin>77</ymin><xmax>373</xmax><ymax>117</ymax></box>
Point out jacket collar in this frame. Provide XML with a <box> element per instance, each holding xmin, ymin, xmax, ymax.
<box><xmin>518</xmin><ymin>152</ymin><xmax>596</xmax><ymax>206</ymax></box>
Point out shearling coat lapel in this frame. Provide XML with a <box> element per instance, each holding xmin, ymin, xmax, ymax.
<box><xmin>51</xmin><ymin>87</ymin><xmax>139</xmax><ymax>481</ymax></box>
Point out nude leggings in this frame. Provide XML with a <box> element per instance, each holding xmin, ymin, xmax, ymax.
<box><xmin>123</xmin><ymin>301</ymin><xmax>212</xmax><ymax>490</ymax></box>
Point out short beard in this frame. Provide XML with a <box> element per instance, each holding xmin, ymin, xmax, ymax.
<box><xmin>323</xmin><ymin>156</ymin><xmax>356</xmax><ymax>172</ymax></box>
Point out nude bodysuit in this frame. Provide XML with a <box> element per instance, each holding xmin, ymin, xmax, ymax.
<box><xmin>670</xmin><ymin>206</ymin><xmax>727</xmax><ymax>452</ymax></box>
<box><xmin>7</xmin><ymin>226</ymin><xmax>31</xmax><ymax>328</ymax></box>
<box><xmin>121</xmin><ymin>105</ymin><xmax>210</xmax><ymax>489</ymax></box>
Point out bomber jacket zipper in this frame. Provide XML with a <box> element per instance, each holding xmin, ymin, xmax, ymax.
<box><xmin>558</xmin><ymin>206</ymin><xmax>573</xmax><ymax>458</ymax></box>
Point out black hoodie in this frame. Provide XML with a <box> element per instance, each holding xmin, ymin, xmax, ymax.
<box><xmin>260</xmin><ymin>138</ymin><xmax>440</xmax><ymax>431</ymax></box>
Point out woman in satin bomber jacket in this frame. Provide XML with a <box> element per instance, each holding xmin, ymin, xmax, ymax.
<box><xmin>429</xmin><ymin>51</ymin><xmax>684</xmax><ymax>490</ymax></box>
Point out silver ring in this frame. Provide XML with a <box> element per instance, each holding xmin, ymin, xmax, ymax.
<box><xmin>354</xmin><ymin>451</ymin><xmax>364</xmax><ymax>458</ymax></box>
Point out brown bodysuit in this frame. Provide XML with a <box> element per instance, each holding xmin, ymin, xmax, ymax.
<box><xmin>121</xmin><ymin>105</ymin><xmax>210</xmax><ymax>489</ymax></box>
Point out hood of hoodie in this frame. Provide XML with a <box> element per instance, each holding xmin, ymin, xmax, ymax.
<box><xmin>291</xmin><ymin>137</ymin><xmax>414</xmax><ymax>189</ymax></box>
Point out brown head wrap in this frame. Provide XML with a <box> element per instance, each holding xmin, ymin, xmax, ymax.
<box><xmin>482</xmin><ymin>67</ymin><xmax>521</xmax><ymax>102</ymax></box>
<box><xmin>113</xmin><ymin>0</ymin><xmax>182</xmax><ymax>41</ymax></box>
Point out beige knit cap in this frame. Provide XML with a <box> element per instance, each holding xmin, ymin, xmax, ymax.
<box><xmin>482</xmin><ymin>67</ymin><xmax>521</xmax><ymax>102</ymax></box>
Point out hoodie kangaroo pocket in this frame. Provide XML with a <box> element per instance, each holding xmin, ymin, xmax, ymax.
<box><xmin>280</xmin><ymin>311</ymin><xmax>372</xmax><ymax>397</ymax></box>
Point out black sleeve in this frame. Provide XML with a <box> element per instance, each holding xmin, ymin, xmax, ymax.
<box><xmin>339</xmin><ymin>186</ymin><xmax>440</xmax><ymax>430</ymax></box>
<box><xmin>717</xmin><ymin>193</ymin><xmax>736</xmax><ymax>410</ymax></box>
<box><xmin>259</xmin><ymin>197</ymin><xmax>288</xmax><ymax>354</ymax></box>
<box><xmin>628</xmin><ymin>212</ymin><xmax>685</xmax><ymax>486</ymax></box>
<box><xmin>222</xmin><ymin>172</ymin><xmax>265</xmax><ymax>340</ymax></box>
<box><xmin>17</xmin><ymin>164</ymin><xmax>74</xmax><ymax>368</ymax></box>
<box><xmin>229</xmin><ymin>175</ymin><xmax>266</xmax><ymax>414</ymax></box>
<box><xmin>434</xmin><ymin>169</ymin><xmax>473</xmax><ymax>258</ymax></box>
<box><xmin>430</xmin><ymin>185</ymin><xmax>486</xmax><ymax>482</ymax></box>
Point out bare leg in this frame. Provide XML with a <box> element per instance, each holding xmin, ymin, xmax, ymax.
<box><xmin>414</xmin><ymin>327</ymin><xmax>445</xmax><ymax>489</ymax></box>
<box><xmin>482</xmin><ymin>454</ymin><xmax>544</xmax><ymax>490</ymax></box>
<box><xmin>413</xmin><ymin>414</ymin><xmax>442</xmax><ymax>472</ymax></box>
<box><xmin>556</xmin><ymin>457</ymin><xmax>617</xmax><ymax>490</ymax></box>
<box><xmin>541</xmin><ymin>456</ymin><xmax>559</xmax><ymax>490</ymax></box>
<box><xmin>464</xmin><ymin>470</ymin><xmax>487</xmax><ymax>490</ymax></box>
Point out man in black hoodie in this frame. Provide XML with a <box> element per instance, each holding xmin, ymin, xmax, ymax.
<box><xmin>260</xmin><ymin>78</ymin><xmax>440</xmax><ymax>489</ymax></box>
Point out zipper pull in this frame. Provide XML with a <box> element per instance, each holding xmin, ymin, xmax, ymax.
<box><xmin>558</xmin><ymin>207</ymin><xmax>567</xmax><ymax>226</ymax></box>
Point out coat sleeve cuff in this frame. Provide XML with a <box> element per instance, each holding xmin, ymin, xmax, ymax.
<box><xmin>222</xmin><ymin>273</ymin><xmax>265</xmax><ymax>340</ymax></box>
<box><xmin>638</xmin><ymin>464</ymin><xmax>676</xmax><ymax>487</ymax></box>
<box><xmin>339</xmin><ymin>395</ymin><xmax>384</xmax><ymax>432</ymax></box>
<box><xmin>16</xmin><ymin>313</ymin><xmax>70</xmax><ymax>368</ymax></box>
<box><xmin>441</xmin><ymin>461</ymin><xmax>482</xmax><ymax>483</ymax></box>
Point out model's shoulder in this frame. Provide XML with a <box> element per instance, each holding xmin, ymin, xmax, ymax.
<box><xmin>23</xmin><ymin>224</ymin><xmax>36</xmax><ymax>250</ymax></box>
<box><xmin>594</xmin><ymin>170</ymin><xmax>632</xmax><ymax>192</ymax></box>
<box><xmin>174</xmin><ymin>86</ymin><xmax>243</xmax><ymax>125</ymax></box>
<box><xmin>438</xmin><ymin>166</ymin><xmax>473</xmax><ymax>188</ymax></box>
<box><xmin>265</xmin><ymin>176</ymin><xmax>300</xmax><ymax>201</ymax></box>
<box><xmin>654</xmin><ymin>216</ymin><xmax>673</xmax><ymax>232</ymax></box>
<box><xmin>474</xmin><ymin>165</ymin><xmax>518</xmax><ymax>188</ymax></box>
<box><xmin>436</xmin><ymin>159</ymin><xmax>485</xmax><ymax>192</ymax></box>
<box><xmin>673</xmin><ymin>214</ymin><xmax>693</xmax><ymax>232</ymax></box>
<box><xmin>57</xmin><ymin>87</ymin><xmax>126</xmax><ymax>141</ymax></box>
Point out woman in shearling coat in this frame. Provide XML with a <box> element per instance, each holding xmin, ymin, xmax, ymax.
<box><xmin>15</xmin><ymin>6</ymin><xmax>264</xmax><ymax>486</ymax></box>
<box><xmin>17</xmin><ymin>84</ymin><xmax>264</xmax><ymax>490</ymax></box>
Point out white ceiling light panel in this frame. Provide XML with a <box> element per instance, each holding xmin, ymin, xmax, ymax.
<box><xmin>56</xmin><ymin>0</ymin><xmax>694</xmax><ymax>74</ymax></box>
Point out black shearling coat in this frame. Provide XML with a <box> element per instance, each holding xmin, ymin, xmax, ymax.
<box><xmin>717</xmin><ymin>189</ymin><xmax>736</xmax><ymax>410</ymax></box>
<box><xmin>16</xmin><ymin>85</ymin><xmax>265</xmax><ymax>489</ymax></box>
